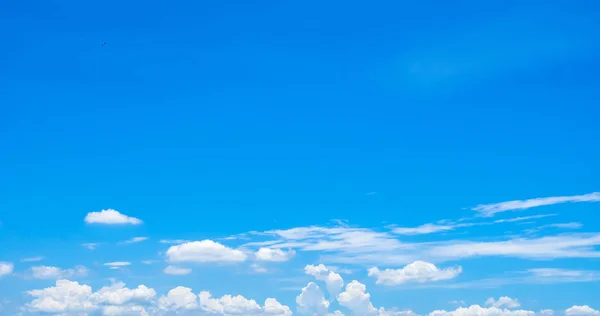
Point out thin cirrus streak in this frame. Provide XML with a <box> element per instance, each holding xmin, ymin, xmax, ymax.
<box><xmin>472</xmin><ymin>192</ymin><xmax>600</xmax><ymax>217</ymax></box>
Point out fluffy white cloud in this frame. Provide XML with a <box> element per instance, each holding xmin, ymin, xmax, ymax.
<box><xmin>166</xmin><ymin>240</ymin><xmax>247</xmax><ymax>263</ymax></box>
<box><xmin>472</xmin><ymin>192</ymin><xmax>600</xmax><ymax>216</ymax></box>
<box><xmin>540</xmin><ymin>310</ymin><xmax>554</xmax><ymax>316</ymax></box>
<box><xmin>163</xmin><ymin>265</ymin><xmax>191</xmax><ymax>275</ymax></box>
<box><xmin>263</xmin><ymin>297</ymin><xmax>293</xmax><ymax>316</ymax></box>
<box><xmin>26</xmin><ymin>280</ymin><xmax>96</xmax><ymax>314</ymax></box>
<box><xmin>85</xmin><ymin>209</ymin><xmax>142</xmax><ymax>225</ymax></box>
<box><xmin>158</xmin><ymin>286</ymin><xmax>198</xmax><ymax>311</ymax></box>
<box><xmin>565</xmin><ymin>306</ymin><xmax>600</xmax><ymax>316</ymax></box>
<box><xmin>0</xmin><ymin>262</ymin><xmax>13</xmax><ymax>277</ymax></box>
<box><xmin>91</xmin><ymin>282</ymin><xmax>156</xmax><ymax>306</ymax></box>
<box><xmin>368</xmin><ymin>261</ymin><xmax>462</xmax><ymax>285</ymax></box>
<box><xmin>255</xmin><ymin>248</ymin><xmax>296</xmax><ymax>262</ymax></box>
<box><xmin>485</xmin><ymin>297</ymin><xmax>520</xmax><ymax>309</ymax></box>
<box><xmin>429</xmin><ymin>305</ymin><xmax>535</xmax><ymax>316</ymax></box>
<box><xmin>102</xmin><ymin>304</ymin><xmax>149</xmax><ymax>316</ymax></box>
<box><xmin>305</xmin><ymin>264</ymin><xmax>344</xmax><ymax>299</ymax></box>
<box><xmin>296</xmin><ymin>282</ymin><xmax>330</xmax><ymax>315</ymax></box>
<box><xmin>30</xmin><ymin>265</ymin><xmax>88</xmax><ymax>279</ymax></box>
<box><xmin>337</xmin><ymin>280</ymin><xmax>378</xmax><ymax>315</ymax></box>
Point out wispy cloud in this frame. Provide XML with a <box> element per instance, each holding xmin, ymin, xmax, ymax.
<box><xmin>472</xmin><ymin>192</ymin><xmax>600</xmax><ymax>217</ymax></box>
<box><xmin>20</xmin><ymin>257</ymin><xmax>44</xmax><ymax>263</ymax></box>
<box><xmin>391</xmin><ymin>214</ymin><xmax>556</xmax><ymax>235</ymax></box>
<box><xmin>120</xmin><ymin>237</ymin><xmax>149</xmax><ymax>245</ymax></box>
<box><xmin>29</xmin><ymin>265</ymin><xmax>88</xmax><ymax>280</ymax></box>
<box><xmin>82</xmin><ymin>243</ymin><xmax>100</xmax><ymax>250</ymax></box>
<box><xmin>159</xmin><ymin>239</ymin><xmax>190</xmax><ymax>245</ymax></box>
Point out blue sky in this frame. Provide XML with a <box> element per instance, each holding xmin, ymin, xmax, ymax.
<box><xmin>1</xmin><ymin>0</ymin><xmax>600</xmax><ymax>315</ymax></box>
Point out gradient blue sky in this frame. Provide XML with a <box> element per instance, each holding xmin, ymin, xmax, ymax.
<box><xmin>1</xmin><ymin>1</ymin><xmax>599</xmax><ymax>315</ymax></box>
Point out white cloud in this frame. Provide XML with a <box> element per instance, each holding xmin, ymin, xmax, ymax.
<box><xmin>337</xmin><ymin>280</ymin><xmax>378</xmax><ymax>315</ymax></box>
<box><xmin>121</xmin><ymin>237</ymin><xmax>148</xmax><ymax>244</ymax></box>
<box><xmin>255</xmin><ymin>248</ymin><xmax>296</xmax><ymax>262</ymax></box>
<box><xmin>163</xmin><ymin>265</ymin><xmax>191</xmax><ymax>275</ymax></box>
<box><xmin>251</xmin><ymin>263</ymin><xmax>269</xmax><ymax>273</ymax></box>
<box><xmin>566</xmin><ymin>306</ymin><xmax>600</xmax><ymax>316</ymax></box>
<box><xmin>368</xmin><ymin>261</ymin><xmax>462</xmax><ymax>285</ymax></box>
<box><xmin>30</xmin><ymin>265</ymin><xmax>88</xmax><ymax>279</ymax></box>
<box><xmin>141</xmin><ymin>260</ymin><xmax>158</xmax><ymax>265</ymax></box>
<box><xmin>0</xmin><ymin>262</ymin><xmax>13</xmax><ymax>277</ymax></box>
<box><xmin>429</xmin><ymin>305</ymin><xmax>535</xmax><ymax>316</ymax></box>
<box><xmin>82</xmin><ymin>243</ymin><xmax>100</xmax><ymax>250</ymax></box>
<box><xmin>392</xmin><ymin>223</ymin><xmax>456</xmax><ymax>235</ymax></box>
<box><xmin>296</xmin><ymin>282</ymin><xmax>330</xmax><ymax>315</ymax></box>
<box><xmin>90</xmin><ymin>282</ymin><xmax>156</xmax><ymax>305</ymax></box>
<box><xmin>158</xmin><ymin>286</ymin><xmax>198</xmax><ymax>311</ymax></box>
<box><xmin>426</xmin><ymin>234</ymin><xmax>600</xmax><ymax>261</ymax></box>
<box><xmin>166</xmin><ymin>240</ymin><xmax>247</xmax><ymax>263</ymax></box>
<box><xmin>85</xmin><ymin>209</ymin><xmax>142</xmax><ymax>225</ymax></box>
<box><xmin>102</xmin><ymin>304</ymin><xmax>149</xmax><ymax>316</ymax></box>
<box><xmin>540</xmin><ymin>309</ymin><xmax>554</xmax><ymax>316</ymax></box>
<box><xmin>104</xmin><ymin>262</ymin><xmax>132</xmax><ymax>268</ymax></box>
<box><xmin>472</xmin><ymin>192</ymin><xmax>600</xmax><ymax>216</ymax></box>
<box><xmin>26</xmin><ymin>280</ymin><xmax>96</xmax><ymax>314</ymax></box>
<box><xmin>305</xmin><ymin>264</ymin><xmax>344</xmax><ymax>299</ymax></box>
<box><xmin>263</xmin><ymin>297</ymin><xmax>293</xmax><ymax>315</ymax></box>
<box><xmin>21</xmin><ymin>256</ymin><xmax>44</xmax><ymax>263</ymax></box>
<box><xmin>485</xmin><ymin>297</ymin><xmax>520</xmax><ymax>308</ymax></box>
<box><xmin>159</xmin><ymin>239</ymin><xmax>191</xmax><ymax>245</ymax></box>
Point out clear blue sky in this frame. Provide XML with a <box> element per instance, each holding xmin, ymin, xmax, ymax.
<box><xmin>1</xmin><ymin>1</ymin><xmax>599</xmax><ymax>315</ymax></box>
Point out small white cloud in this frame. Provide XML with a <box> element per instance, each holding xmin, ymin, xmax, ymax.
<box><xmin>82</xmin><ymin>243</ymin><xmax>100</xmax><ymax>250</ymax></box>
<box><xmin>251</xmin><ymin>263</ymin><xmax>269</xmax><ymax>273</ymax></box>
<box><xmin>472</xmin><ymin>192</ymin><xmax>600</xmax><ymax>217</ymax></box>
<box><xmin>565</xmin><ymin>306</ymin><xmax>600</xmax><ymax>316</ymax></box>
<box><xmin>485</xmin><ymin>297</ymin><xmax>520</xmax><ymax>309</ymax></box>
<box><xmin>305</xmin><ymin>264</ymin><xmax>344</xmax><ymax>299</ymax></box>
<box><xmin>449</xmin><ymin>300</ymin><xmax>466</xmax><ymax>306</ymax></box>
<box><xmin>30</xmin><ymin>265</ymin><xmax>88</xmax><ymax>279</ymax></box>
<box><xmin>84</xmin><ymin>209</ymin><xmax>142</xmax><ymax>225</ymax></box>
<box><xmin>159</xmin><ymin>239</ymin><xmax>191</xmax><ymax>245</ymax></box>
<box><xmin>166</xmin><ymin>240</ymin><xmax>247</xmax><ymax>263</ymax></box>
<box><xmin>121</xmin><ymin>237</ymin><xmax>149</xmax><ymax>244</ymax></box>
<box><xmin>0</xmin><ymin>262</ymin><xmax>14</xmax><ymax>277</ymax></box>
<box><xmin>392</xmin><ymin>223</ymin><xmax>456</xmax><ymax>235</ymax></box>
<box><xmin>337</xmin><ymin>280</ymin><xmax>378</xmax><ymax>315</ymax></box>
<box><xmin>164</xmin><ymin>265</ymin><xmax>192</xmax><ymax>275</ymax></box>
<box><xmin>20</xmin><ymin>256</ymin><xmax>44</xmax><ymax>263</ymax></box>
<box><xmin>540</xmin><ymin>309</ymin><xmax>554</xmax><ymax>316</ymax></box>
<box><xmin>296</xmin><ymin>282</ymin><xmax>330</xmax><ymax>315</ymax></box>
<box><xmin>368</xmin><ymin>261</ymin><xmax>462</xmax><ymax>285</ymax></box>
<box><xmin>429</xmin><ymin>305</ymin><xmax>535</xmax><ymax>316</ymax></box>
<box><xmin>255</xmin><ymin>248</ymin><xmax>295</xmax><ymax>262</ymax></box>
<box><xmin>141</xmin><ymin>260</ymin><xmax>158</xmax><ymax>265</ymax></box>
<box><xmin>104</xmin><ymin>262</ymin><xmax>131</xmax><ymax>267</ymax></box>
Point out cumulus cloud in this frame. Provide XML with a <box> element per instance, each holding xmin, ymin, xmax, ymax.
<box><xmin>337</xmin><ymin>280</ymin><xmax>378</xmax><ymax>315</ymax></box>
<box><xmin>296</xmin><ymin>282</ymin><xmax>330</xmax><ymax>315</ymax></box>
<box><xmin>429</xmin><ymin>305</ymin><xmax>535</xmax><ymax>316</ymax></box>
<box><xmin>565</xmin><ymin>306</ymin><xmax>600</xmax><ymax>316</ymax></box>
<box><xmin>255</xmin><ymin>248</ymin><xmax>296</xmax><ymax>262</ymax></box>
<box><xmin>485</xmin><ymin>297</ymin><xmax>520</xmax><ymax>309</ymax></box>
<box><xmin>0</xmin><ymin>262</ymin><xmax>13</xmax><ymax>277</ymax></box>
<box><xmin>91</xmin><ymin>282</ymin><xmax>156</xmax><ymax>305</ymax></box>
<box><xmin>368</xmin><ymin>261</ymin><xmax>462</xmax><ymax>285</ymax></box>
<box><xmin>163</xmin><ymin>265</ymin><xmax>191</xmax><ymax>275</ymax></box>
<box><xmin>158</xmin><ymin>286</ymin><xmax>198</xmax><ymax>311</ymax></box>
<box><xmin>30</xmin><ymin>265</ymin><xmax>88</xmax><ymax>279</ymax></box>
<box><xmin>84</xmin><ymin>209</ymin><xmax>142</xmax><ymax>225</ymax></box>
<box><xmin>305</xmin><ymin>264</ymin><xmax>344</xmax><ymax>299</ymax></box>
<box><xmin>166</xmin><ymin>240</ymin><xmax>247</xmax><ymax>263</ymax></box>
<box><xmin>472</xmin><ymin>192</ymin><xmax>600</xmax><ymax>217</ymax></box>
<box><xmin>26</xmin><ymin>280</ymin><xmax>96</xmax><ymax>314</ymax></box>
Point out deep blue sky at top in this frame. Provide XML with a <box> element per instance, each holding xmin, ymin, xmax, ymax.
<box><xmin>1</xmin><ymin>0</ymin><xmax>599</xmax><ymax>242</ymax></box>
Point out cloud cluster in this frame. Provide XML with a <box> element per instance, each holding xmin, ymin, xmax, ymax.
<box><xmin>0</xmin><ymin>262</ymin><xmax>13</xmax><ymax>277</ymax></box>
